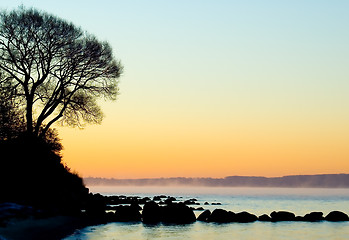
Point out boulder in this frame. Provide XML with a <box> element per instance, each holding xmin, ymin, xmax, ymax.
<box><xmin>235</xmin><ymin>211</ymin><xmax>258</xmax><ymax>223</ymax></box>
<box><xmin>197</xmin><ymin>210</ymin><xmax>211</xmax><ymax>221</ymax></box>
<box><xmin>166</xmin><ymin>197</ymin><xmax>176</xmax><ymax>202</ymax></box>
<box><xmin>85</xmin><ymin>193</ymin><xmax>107</xmax><ymax>218</ymax></box>
<box><xmin>131</xmin><ymin>203</ymin><xmax>142</xmax><ymax>211</ymax></box>
<box><xmin>258</xmin><ymin>214</ymin><xmax>271</xmax><ymax>222</ymax></box>
<box><xmin>114</xmin><ymin>205</ymin><xmax>141</xmax><ymax>222</ymax></box>
<box><xmin>184</xmin><ymin>200</ymin><xmax>197</xmax><ymax>205</ymax></box>
<box><xmin>142</xmin><ymin>201</ymin><xmax>196</xmax><ymax>224</ymax></box>
<box><xmin>162</xmin><ymin>203</ymin><xmax>196</xmax><ymax>224</ymax></box>
<box><xmin>105</xmin><ymin>212</ymin><xmax>115</xmax><ymax>222</ymax></box>
<box><xmin>153</xmin><ymin>196</ymin><xmax>161</xmax><ymax>201</ymax></box>
<box><xmin>142</xmin><ymin>201</ymin><xmax>162</xmax><ymax>223</ymax></box>
<box><xmin>303</xmin><ymin>212</ymin><xmax>323</xmax><ymax>222</ymax></box>
<box><xmin>164</xmin><ymin>198</ymin><xmax>173</xmax><ymax>205</ymax></box>
<box><xmin>325</xmin><ymin>211</ymin><xmax>349</xmax><ymax>222</ymax></box>
<box><xmin>270</xmin><ymin>211</ymin><xmax>296</xmax><ymax>222</ymax></box>
<box><xmin>207</xmin><ymin>209</ymin><xmax>235</xmax><ymax>223</ymax></box>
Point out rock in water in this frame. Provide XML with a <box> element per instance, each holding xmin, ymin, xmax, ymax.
<box><xmin>142</xmin><ymin>201</ymin><xmax>161</xmax><ymax>223</ymax></box>
<box><xmin>235</xmin><ymin>211</ymin><xmax>258</xmax><ymax>223</ymax></box>
<box><xmin>207</xmin><ymin>209</ymin><xmax>235</xmax><ymax>223</ymax></box>
<box><xmin>270</xmin><ymin>211</ymin><xmax>296</xmax><ymax>222</ymax></box>
<box><xmin>303</xmin><ymin>212</ymin><xmax>323</xmax><ymax>222</ymax></box>
<box><xmin>258</xmin><ymin>214</ymin><xmax>271</xmax><ymax>222</ymax></box>
<box><xmin>162</xmin><ymin>203</ymin><xmax>196</xmax><ymax>224</ymax></box>
<box><xmin>197</xmin><ymin>210</ymin><xmax>211</xmax><ymax>222</ymax></box>
<box><xmin>114</xmin><ymin>205</ymin><xmax>141</xmax><ymax>222</ymax></box>
<box><xmin>325</xmin><ymin>211</ymin><xmax>349</xmax><ymax>222</ymax></box>
<box><xmin>142</xmin><ymin>201</ymin><xmax>196</xmax><ymax>224</ymax></box>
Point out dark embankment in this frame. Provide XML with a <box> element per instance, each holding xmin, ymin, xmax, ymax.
<box><xmin>0</xmin><ymin>135</ymin><xmax>95</xmax><ymax>239</ymax></box>
<box><xmin>0</xmin><ymin>135</ymin><xmax>88</xmax><ymax>213</ymax></box>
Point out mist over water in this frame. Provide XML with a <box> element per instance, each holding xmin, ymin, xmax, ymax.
<box><xmin>88</xmin><ymin>185</ymin><xmax>349</xmax><ymax>197</ymax></box>
<box><xmin>65</xmin><ymin>186</ymin><xmax>349</xmax><ymax>240</ymax></box>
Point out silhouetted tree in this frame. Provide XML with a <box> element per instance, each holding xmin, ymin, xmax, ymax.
<box><xmin>0</xmin><ymin>6</ymin><xmax>123</xmax><ymax>138</ymax></box>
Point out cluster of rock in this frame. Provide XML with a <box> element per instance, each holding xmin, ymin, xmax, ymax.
<box><xmin>83</xmin><ymin>193</ymin><xmax>349</xmax><ymax>224</ymax></box>
<box><xmin>85</xmin><ymin>198</ymin><xmax>196</xmax><ymax>224</ymax></box>
<box><xmin>197</xmin><ymin>209</ymin><xmax>349</xmax><ymax>223</ymax></box>
<box><xmin>94</xmin><ymin>194</ymin><xmax>222</xmax><ymax>206</ymax></box>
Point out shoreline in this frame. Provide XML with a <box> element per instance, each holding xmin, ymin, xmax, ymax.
<box><xmin>0</xmin><ymin>215</ymin><xmax>95</xmax><ymax>240</ymax></box>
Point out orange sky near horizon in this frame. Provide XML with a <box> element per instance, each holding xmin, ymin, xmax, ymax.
<box><xmin>58</xmin><ymin>97</ymin><xmax>349</xmax><ymax>178</ymax></box>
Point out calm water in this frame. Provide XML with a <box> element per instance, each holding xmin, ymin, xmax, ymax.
<box><xmin>64</xmin><ymin>187</ymin><xmax>349</xmax><ymax>240</ymax></box>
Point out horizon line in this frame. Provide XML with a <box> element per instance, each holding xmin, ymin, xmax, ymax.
<box><xmin>84</xmin><ymin>173</ymin><xmax>349</xmax><ymax>180</ymax></box>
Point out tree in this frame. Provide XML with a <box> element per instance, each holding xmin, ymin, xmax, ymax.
<box><xmin>0</xmin><ymin>77</ymin><xmax>63</xmax><ymax>152</ymax></box>
<box><xmin>0</xmin><ymin>7</ymin><xmax>123</xmax><ymax>138</ymax></box>
<box><xmin>0</xmin><ymin>71</ymin><xmax>26</xmax><ymax>140</ymax></box>
<box><xmin>0</xmin><ymin>90</ymin><xmax>25</xmax><ymax>140</ymax></box>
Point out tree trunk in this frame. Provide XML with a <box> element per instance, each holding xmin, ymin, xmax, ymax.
<box><xmin>26</xmin><ymin>97</ymin><xmax>33</xmax><ymax>136</ymax></box>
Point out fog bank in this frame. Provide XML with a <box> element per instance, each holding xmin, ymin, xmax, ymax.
<box><xmin>84</xmin><ymin>174</ymin><xmax>349</xmax><ymax>188</ymax></box>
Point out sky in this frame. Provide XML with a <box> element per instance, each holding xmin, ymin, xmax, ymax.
<box><xmin>2</xmin><ymin>1</ymin><xmax>349</xmax><ymax>178</ymax></box>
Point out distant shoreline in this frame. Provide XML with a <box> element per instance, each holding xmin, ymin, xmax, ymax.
<box><xmin>84</xmin><ymin>174</ymin><xmax>349</xmax><ymax>188</ymax></box>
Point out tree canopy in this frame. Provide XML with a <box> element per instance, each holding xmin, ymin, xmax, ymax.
<box><xmin>0</xmin><ymin>6</ymin><xmax>123</xmax><ymax>138</ymax></box>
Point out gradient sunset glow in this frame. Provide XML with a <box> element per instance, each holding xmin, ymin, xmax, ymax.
<box><xmin>3</xmin><ymin>0</ymin><xmax>349</xmax><ymax>178</ymax></box>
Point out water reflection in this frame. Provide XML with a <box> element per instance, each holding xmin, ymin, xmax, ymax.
<box><xmin>65</xmin><ymin>221</ymin><xmax>349</xmax><ymax>240</ymax></box>
<box><xmin>143</xmin><ymin>223</ymin><xmax>194</xmax><ymax>240</ymax></box>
